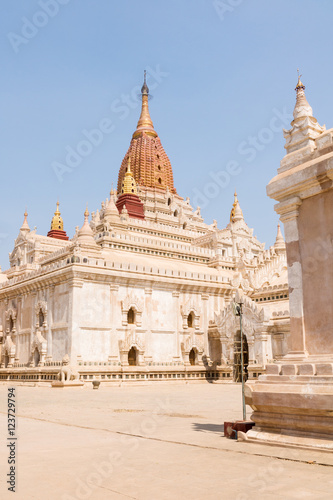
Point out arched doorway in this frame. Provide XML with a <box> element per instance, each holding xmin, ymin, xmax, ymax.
<box><xmin>4</xmin><ymin>354</ymin><xmax>9</xmax><ymax>368</ymax></box>
<box><xmin>33</xmin><ymin>348</ymin><xmax>40</xmax><ymax>367</ymax></box>
<box><xmin>233</xmin><ymin>331</ymin><xmax>248</xmax><ymax>382</ymax></box>
<box><xmin>189</xmin><ymin>348</ymin><xmax>196</xmax><ymax>366</ymax></box>
<box><xmin>128</xmin><ymin>346</ymin><xmax>137</xmax><ymax>366</ymax></box>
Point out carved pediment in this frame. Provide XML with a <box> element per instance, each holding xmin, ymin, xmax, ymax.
<box><xmin>119</xmin><ymin>332</ymin><xmax>145</xmax><ymax>353</ymax></box>
<box><xmin>181</xmin><ymin>333</ymin><xmax>204</xmax><ymax>354</ymax></box>
<box><xmin>180</xmin><ymin>299</ymin><xmax>201</xmax><ymax>318</ymax></box>
<box><xmin>31</xmin><ymin>329</ymin><xmax>47</xmax><ymax>355</ymax></box>
<box><xmin>213</xmin><ymin>294</ymin><xmax>270</xmax><ymax>339</ymax></box>
<box><xmin>121</xmin><ymin>293</ymin><xmax>144</xmax><ymax>313</ymax></box>
<box><xmin>3</xmin><ymin>335</ymin><xmax>16</xmax><ymax>357</ymax></box>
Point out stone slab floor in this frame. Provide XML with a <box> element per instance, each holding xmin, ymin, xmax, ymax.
<box><xmin>0</xmin><ymin>382</ymin><xmax>332</xmax><ymax>500</ymax></box>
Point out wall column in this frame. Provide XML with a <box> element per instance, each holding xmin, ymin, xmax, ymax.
<box><xmin>277</xmin><ymin>197</ymin><xmax>307</xmax><ymax>358</ymax></box>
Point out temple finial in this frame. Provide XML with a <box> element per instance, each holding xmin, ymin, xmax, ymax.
<box><xmin>133</xmin><ymin>71</ymin><xmax>156</xmax><ymax>138</ymax></box>
<box><xmin>230</xmin><ymin>191</ymin><xmax>242</xmax><ymax>222</ymax></box>
<box><xmin>51</xmin><ymin>200</ymin><xmax>64</xmax><ymax>231</ymax></box>
<box><xmin>20</xmin><ymin>209</ymin><xmax>30</xmax><ymax>232</ymax></box>
<box><xmin>141</xmin><ymin>69</ymin><xmax>149</xmax><ymax>95</ymax></box>
<box><xmin>284</xmin><ymin>71</ymin><xmax>326</xmax><ymax>153</ymax></box>
<box><xmin>121</xmin><ymin>160</ymin><xmax>137</xmax><ymax>195</ymax></box>
<box><xmin>230</xmin><ymin>191</ymin><xmax>239</xmax><ymax>222</ymax></box>
<box><xmin>295</xmin><ymin>68</ymin><xmax>305</xmax><ymax>91</ymax></box>
<box><xmin>274</xmin><ymin>223</ymin><xmax>286</xmax><ymax>253</ymax></box>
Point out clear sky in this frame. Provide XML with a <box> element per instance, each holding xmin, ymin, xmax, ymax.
<box><xmin>1</xmin><ymin>0</ymin><xmax>333</xmax><ymax>268</ymax></box>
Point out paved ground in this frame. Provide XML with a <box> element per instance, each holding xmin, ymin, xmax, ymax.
<box><xmin>0</xmin><ymin>382</ymin><xmax>333</xmax><ymax>500</ymax></box>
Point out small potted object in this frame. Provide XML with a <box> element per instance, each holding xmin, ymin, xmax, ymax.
<box><xmin>92</xmin><ymin>380</ymin><xmax>100</xmax><ymax>389</ymax></box>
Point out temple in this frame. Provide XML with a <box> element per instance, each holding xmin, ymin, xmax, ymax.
<box><xmin>0</xmin><ymin>73</ymin><xmax>290</xmax><ymax>383</ymax></box>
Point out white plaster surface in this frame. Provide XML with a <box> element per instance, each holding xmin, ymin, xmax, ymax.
<box><xmin>287</xmin><ymin>262</ymin><xmax>304</xmax><ymax>318</ymax></box>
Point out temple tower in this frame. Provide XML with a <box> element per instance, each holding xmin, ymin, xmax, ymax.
<box><xmin>117</xmin><ymin>71</ymin><xmax>176</xmax><ymax>194</ymax></box>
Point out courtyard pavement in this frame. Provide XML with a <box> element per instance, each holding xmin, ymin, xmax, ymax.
<box><xmin>0</xmin><ymin>382</ymin><xmax>333</xmax><ymax>500</ymax></box>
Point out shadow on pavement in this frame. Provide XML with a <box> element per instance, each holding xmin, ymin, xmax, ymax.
<box><xmin>192</xmin><ymin>422</ymin><xmax>224</xmax><ymax>434</ymax></box>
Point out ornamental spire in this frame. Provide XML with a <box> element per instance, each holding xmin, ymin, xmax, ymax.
<box><xmin>77</xmin><ymin>206</ymin><xmax>96</xmax><ymax>246</ymax></box>
<box><xmin>20</xmin><ymin>209</ymin><xmax>30</xmax><ymax>233</ymax></box>
<box><xmin>293</xmin><ymin>69</ymin><xmax>313</xmax><ymax>120</ymax></box>
<box><xmin>50</xmin><ymin>201</ymin><xmax>64</xmax><ymax>231</ymax></box>
<box><xmin>283</xmin><ymin>71</ymin><xmax>326</xmax><ymax>155</ymax></box>
<box><xmin>121</xmin><ymin>157</ymin><xmax>137</xmax><ymax>195</ymax></box>
<box><xmin>133</xmin><ymin>70</ymin><xmax>157</xmax><ymax>139</ymax></box>
<box><xmin>47</xmin><ymin>201</ymin><xmax>68</xmax><ymax>240</ymax></box>
<box><xmin>117</xmin><ymin>73</ymin><xmax>176</xmax><ymax>194</ymax></box>
<box><xmin>274</xmin><ymin>223</ymin><xmax>286</xmax><ymax>254</ymax></box>
<box><xmin>230</xmin><ymin>191</ymin><xmax>237</xmax><ymax>222</ymax></box>
<box><xmin>230</xmin><ymin>191</ymin><xmax>244</xmax><ymax>223</ymax></box>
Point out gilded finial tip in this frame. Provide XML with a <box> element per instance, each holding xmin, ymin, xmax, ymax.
<box><xmin>141</xmin><ymin>70</ymin><xmax>149</xmax><ymax>95</ymax></box>
<box><xmin>295</xmin><ymin>69</ymin><xmax>305</xmax><ymax>90</ymax></box>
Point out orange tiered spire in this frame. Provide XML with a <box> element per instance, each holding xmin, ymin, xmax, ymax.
<box><xmin>117</xmin><ymin>71</ymin><xmax>176</xmax><ymax>194</ymax></box>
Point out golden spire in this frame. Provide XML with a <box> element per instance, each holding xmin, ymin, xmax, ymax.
<box><xmin>133</xmin><ymin>70</ymin><xmax>157</xmax><ymax>139</ymax></box>
<box><xmin>230</xmin><ymin>191</ymin><xmax>238</xmax><ymax>222</ymax></box>
<box><xmin>121</xmin><ymin>158</ymin><xmax>137</xmax><ymax>195</ymax></box>
<box><xmin>50</xmin><ymin>201</ymin><xmax>64</xmax><ymax>231</ymax></box>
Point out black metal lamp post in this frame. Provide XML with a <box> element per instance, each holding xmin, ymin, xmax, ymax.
<box><xmin>233</xmin><ymin>297</ymin><xmax>246</xmax><ymax>421</ymax></box>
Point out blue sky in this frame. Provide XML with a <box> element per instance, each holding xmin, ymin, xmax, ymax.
<box><xmin>1</xmin><ymin>0</ymin><xmax>333</xmax><ymax>268</ymax></box>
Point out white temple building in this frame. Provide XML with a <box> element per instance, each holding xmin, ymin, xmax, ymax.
<box><xmin>0</xmin><ymin>74</ymin><xmax>290</xmax><ymax>384</ymax></box>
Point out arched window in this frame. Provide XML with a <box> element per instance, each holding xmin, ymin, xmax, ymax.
<box><xmin>183</xmin><ymin>223</ymin><xmax>187</xmax><ymax>230</ymax></box>
<box><xmin>189</xmin><ymin>348</ymin><xmax>196</xmax><ymax>366</ymax></box>
<box><xmin>4</xmin><ymin>354</ymin><xmax>9</xmax><ymax>368</ymax></box>
<box><xmin>167</xmin><ymin>198</ymin><xmax>171</xmax><ymax>206</ymax></box>
<box><xmin>174</xmin><ymin>210</ymin><xmax>178</xmax><ymax>217</ymax></box>
<box><xmin>187</xmin><ymin>312</ymin><xmax>194</xmax><ymax>328</ymax></box>
<box><xmin>128</xmin><ymin>347</ymin><xmax>137</xmax><ymax>366</ymax></box>
<box><xmin>39</xmin><ymin>310</ymin><xmax>44</xmax><ymax>327</ymax></box>
<box><xmin>127</xmin><ymin>308</ymin><xmax>135</xmax><ymax>325</ymax></box>
<box><xmin>9</xmin><ymin>317</ymin><xmax>14</xmax><ymax>332</ymax></box>
<box><xmin>34</xmin><ymin>348</ymin><xmax>40</xmax><ymax>367</ymax></box>
<box><xmin>158</xmin><ymin>177</ymin><xmax>162</xmax><ymax>184</ymax></box>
